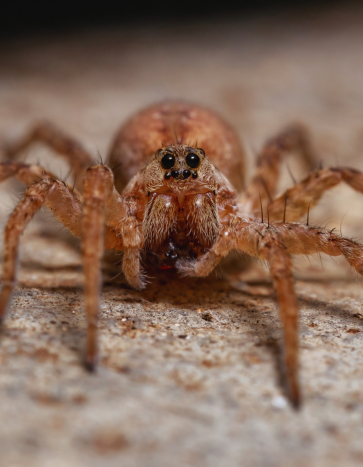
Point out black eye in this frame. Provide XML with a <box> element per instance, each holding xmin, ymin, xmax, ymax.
<box><xmin>161</xmin><ymin>153</ymin><xmax>175</xmax><ymax>170</ymax></box>
<box><xmin>186</xmin><ymin>153</ymin><xmax>200</xmax><ymax>169</ymax></box>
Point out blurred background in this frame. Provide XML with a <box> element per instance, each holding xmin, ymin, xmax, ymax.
<box><xmin>1</xmin><ymin>2</ymin><xmax>363</xmax><ymax>466</ymax></box>
<box><xmin>0</xmin><ymin>0</ymin><xmax>351</xmax><ymax>37</ymax></box>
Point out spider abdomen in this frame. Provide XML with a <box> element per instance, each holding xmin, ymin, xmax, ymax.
<box><xmin>108</xmin><ymin>100</ymin><xmax>246</xmax><ymax>193</ymax></box>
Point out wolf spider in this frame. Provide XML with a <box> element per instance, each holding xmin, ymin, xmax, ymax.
<box><xmin>1</xmin><ymin>100</ymin><xmax>363</xmax><ymax>408</ymax></box>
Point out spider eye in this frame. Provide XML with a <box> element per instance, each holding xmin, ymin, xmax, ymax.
<box><xmin>161</xmin><ymin>153</ymin><xmax>176</xmax><ymax>170</ymax></box>
<box><xmin>186</xmin><ymin>153</ymin><xmax>200</xmax><ymax>169</ymax></box>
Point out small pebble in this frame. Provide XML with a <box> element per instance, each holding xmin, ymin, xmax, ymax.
<box><xmin>272</xmin><ymin>396</ymin><xmax>287</xmax><ymax>409</ymax></box>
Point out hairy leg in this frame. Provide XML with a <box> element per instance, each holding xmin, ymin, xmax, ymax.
<box><xmin>0</xmin><ymin>161</ymin><xmax>124</xmax><ymax>247</ymax></box>
<box><xmin>82</xmin><ymin>165</ymin><xmax>116</xmax><ymax>370</ymax></box>
<box><xmin>258</xmin><ymin>230</ymin><xmax>300</xmax><ymax>407</ymax></box>
<box><xmin>0</xmin><ymin>165</ymin><xmax>123</xmax><ymax>326</ymax></box>
<box><xmin>1</xmin><ymin>161</ymin><xmax>147</xmax><ymax>370</ymax></box>
<box><xmin>179</xmin><ymin>216</ymin><xmax>363</xmax><ymax>406</ymax></box>
<box><xmin>1</xmin><ymin>160</ymin><xmax>144</xmax><ymax>286</ymax></box>
<box><xmin>241</xmin><ymin>124</ymin><xmax>317</xmax><ymax>213</ymax></box>
<box><xmin>0</xmin><ymin>178</ymin><xmax>82</xmax><ymax>324</ymax></box>
<box><xmin>0</xmin><ymin>161</ymin><xmax>57</xmax><ymax>185</ymax></box>
<box><xmin>0</xmin><ymin>181</ymin><xmax>49</xmax><ymax>324</ymax></box>
<box><xmin>178</xmin><ymin>218</ymin><xmax>301</xmax><ymax>406</ymax></box>
<box><xmin>272</xmin><ymin>222</ymin><xmax>363</xmax><ymax>273</ymax></box>
<box><xmin>267</xmin><ymin>167</ymin><xmax>363</xmax><ymax>223</ymax></box>
<box><xmin>179</xmin><ymin>213</ymin><xmax>363</xmax><ymax>281</ymax></box>
<box><xmin>2</xmin><ymin>122</ymin><xmax>94</xmax><ymax>190</ymax></box>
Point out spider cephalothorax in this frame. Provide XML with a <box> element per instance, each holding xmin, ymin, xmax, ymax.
<box><xmin>141</xmin><ymin>144</ymin><xmax>223</xmax><ymax>268</ymax></box>
<box><xmin>1</xmin><ymin>100</ymin><xmax>363</xmax><ymax>408</ymax></box>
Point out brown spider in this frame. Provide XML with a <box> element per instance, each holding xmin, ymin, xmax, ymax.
<box><xmin>1</xmin><ymin>100</ymin><xmax>363</xmax><ymax>408</ymax></box>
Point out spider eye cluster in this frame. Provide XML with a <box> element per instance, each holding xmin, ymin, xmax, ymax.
<box><xmin>160</xmin><ymin>149</ymin><xmax>202</xmax><ymax>180</ymax></box>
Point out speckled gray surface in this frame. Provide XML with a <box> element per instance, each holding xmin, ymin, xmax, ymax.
<box><xmin>1</xmin><ymin>6</ymin><xmax>363</xmax><ymax>466</ymax></box>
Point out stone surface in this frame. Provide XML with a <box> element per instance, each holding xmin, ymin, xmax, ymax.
<box><xmin>1</xmin><ymin>6</ymin><xmax>363</xmax><ymax>466</ymax></box>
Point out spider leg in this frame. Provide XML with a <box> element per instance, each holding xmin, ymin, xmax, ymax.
<box><xmin>0</xmin><ymin>181</ymin><xmax>48</xmax><ymax>324</ymax></box>
<box><xmin>81</xmin><ymin>165</ymin><xmax>115</xmax><ymax>370</ymax></box>
<box><xmin>1</xmin><ymin>159</ymin><xmax>144</xmax><ymax>287</ymax></box>
<box><xmin>0</xmin><ymin>161</ymin><xmax>86</xmax><ymax>239</ymax></box>
<box><xmin>0</xmin><ymin>164</ymin><xmax>123</xmax><ymax>355</ymax></box>
<box><xmin>272</xmin><ymin>222</ymin><xmax>363</xmax><ymax>274</ymax></box>
<box><xmin>267</xmin><ymin>167</ymin><xmax>363</xmax><ymax>223</ymax></box>
<box><xmin>80</xmin><ymin>166</ymin><xmax>144</xmax><ymax>367</ymax></box>
<box><xmin>0</xmin><ymin>161</ymin><xmax>58</xmax><ymax>184</ymax></box>
<box><xmin>259</xmin><ymin>229</ymin><xmax>300</xmax><ymax>407</ymax></box>
<box><xmin>1</xmin><ymin>122</ymin><xmax>94</xmax><ymax>190</ymax></box>
<box><xmin>102</xmin><ymin>191</ymin><xmax>144</xmax><ymax>289</ymax></box>
<box><xmin>0</xmin><ymin>177</ymin><xmax>84</xmax><ymax>325</ymax></box>
<box><xmin>0</xmin><ymin>161</ymin><xmax>124</xmax><ymax>247</ymax></box>
<box><xmin>241</xmin><ymin>124</ymin><xmax>316</xmax><ymax>213</ymax></box>
<box><xmin>178</xmin><ymin>218</ymin><xmax>301</xmax><ymax>406</ymax></box>
<box><xmin>179</xmin><ymin>215</ymin><xmax>363</xmax><ymax>406</ymax></box>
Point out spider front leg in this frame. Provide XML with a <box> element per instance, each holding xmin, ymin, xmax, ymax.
<box><xmin>0</xmin><ymin>175</ymin><xmax>85</xmax><ymax>325</ymax></box>
<box><xmin>0</xmin><ymin>180</ymin><xmax>53</xmax><ymax>324</ymax></box>
<box><xmin>179</xmin><ymin>219</ymin><xmax>302</xmax><ymax>407</ymax></box>
<box><xmin>180</xmin><ymin>216</ymin><xmax>363</xmax><ymax>407</ymax></box>
<box><xmin>1</xmin><ymin>122</ymin><xmax>94</xmax><ymax>190</ymax></box>
<box><xmin>0</xmin><ymin>163</ymin><xmax>126</xmax><ymax>369</ymax></box>
<box><xmin>81</xmin><ymin>166</ymin><xmax>145</xmax><ymax>366</ymax></box>
<box><xmin>258</xmin><ymin>230</ymin><xmax>300</xmax><ymax>407</ymax></box>
<box><xmin>80</xmin><ymin>164</ymin><xmax>145</xmax><ymax>369</ymax></box>
<box><xmin>82</xmin><ymin>166</ymin><xmax>116</xmax><ymax>370</ymax></box>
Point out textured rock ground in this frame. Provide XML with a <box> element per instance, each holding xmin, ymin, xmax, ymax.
<box><xmin>0</xmin><ymin>6</ymin><xmax>363</xmax><ymax>466</ymax></box>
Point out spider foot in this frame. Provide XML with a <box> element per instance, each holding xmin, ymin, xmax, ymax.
<box><xmin>84</xmin><ymin>355</ymin><xmax>97</xmax><ymax>372</ymax></box>
<box><xmin>125</xmin><ymin>271</ymin><xmax>148</xmax><ymax>290</ymax></box>
<box><xmin>288</xmin><ymin>382</ymin><xmax>301</xmax><ymax>411</ymax></box>
<box><xmin>0</xmin><ymin>286</ymin><xmax>12</xmax><ymax>329</ymax></box>
<box><xmin>122</xmin><ymin>249</ymin><xmax>148</xmax><ymax>290</ymax></box>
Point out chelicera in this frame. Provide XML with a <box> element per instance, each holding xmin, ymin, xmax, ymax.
<box><xmin>1</xmin><ymin>100</ymin><xmax>363</xmax><ymax>408</ymax></box>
